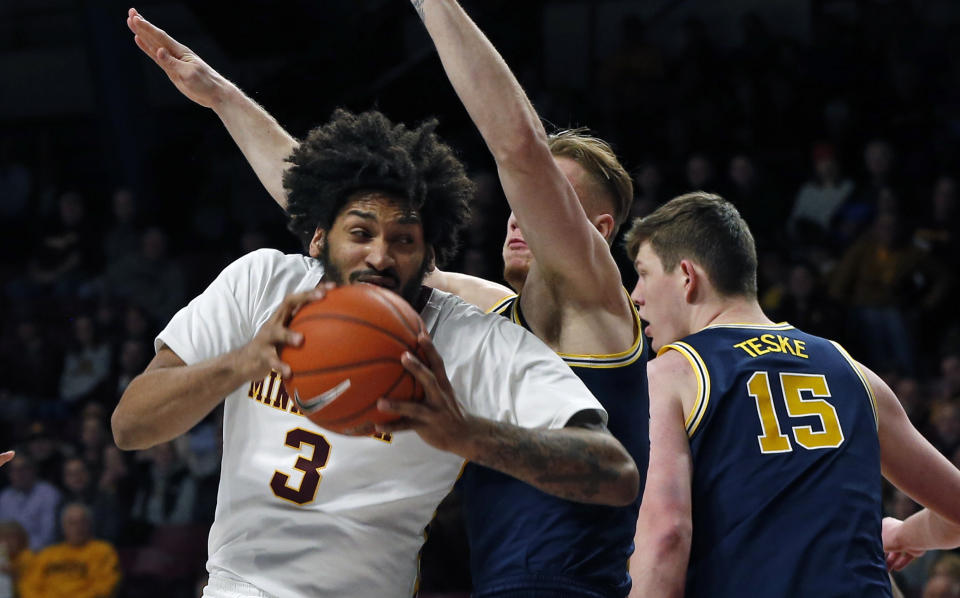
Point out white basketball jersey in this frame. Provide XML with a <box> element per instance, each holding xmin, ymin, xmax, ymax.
<box><xmin>156</xmin><ymin>249</ymin><xmax>603</xmax><ymax>598</ymax></box>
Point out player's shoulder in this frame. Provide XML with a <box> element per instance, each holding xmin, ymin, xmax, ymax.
<box><xmin>219</xmin><ymin>248</ymin><xmax>322</xmax><ymax>289</ymax></box>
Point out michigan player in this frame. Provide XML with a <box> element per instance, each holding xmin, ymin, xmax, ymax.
<box><xmin>127</xmin><ymin>5</ymin><xmax>648</xmax><ymax>596</ymax></box>
<box><xmin>111</xmin><ymin>108</ymin><xmax>639</xmax><ymax>598</ymax></box>
<box><xmin>410</xmin><ymin>3</ymin><xmax>648</xmax><ymax>596</ymax></box>
<box><xmin>624</xmin><ymin>192</ymin><xmax>960</xmax><ymax>597</ymax></box>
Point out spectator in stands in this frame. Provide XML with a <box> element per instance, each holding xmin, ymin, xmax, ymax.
<box><xmin>0</xmin><ymin>317</ymin><xmax>62</xmax><ymax>400</ymax></box>
<box><xmin>112</xmin><ymin>339</ymin><xmax>150</xmax><ymax>401</ymax></box>
<box><xmin>923</xmin><ymin>575</ymin><xmax>960</xmax><ymax>598</ymax></box>
<box><xmin>788</xmin><ymin>142</ymin><xmax>855</xmax><ymax>242</ymax></box>
<box><xmin>0</xmin><ymin>456</ymin><xmax>60</xmax><ymax>551</ymax></box>
<box><xmin>129</xmin><ymin>442</ymin><xmax>197</xmax><ymax>527</ymax></box>
<box><xmin>725</xmin><ymin>154</ymin><xmax>783</xmax><ymax>246</ymax></box>
<box><xmin>95</xmin><ymin>446</ymin><xmax>135</xmax><ymax>544</ymax></box>
<box><xmin>59</xmin><ymin>315</ymin><xmax>112</xmax><ymax>406</ymax></box>
<box><xmin>685</xmin><ymin>152</ymin><xmax>716</xmax><ymax>192</ymax></box>
<box><xmin>915</xmin><ymin>176</ymin><xmax>960</xmax><ymax>270</ymax></box>
<box><xmin>0</xmin><ymin>521</ymin><xmax>33</xmax><ymax>598</ymax></box>
<box><xmin>16</xmin><ymin>192</ymin><xmax>100</xmax><ymax>299</ymax></box>
<box><xmin>769</xmin><ymin>261</ymin><xmax>843</xmax><ymax>340</ymax></box>
<box><xmin>630</xmin><ymin>161</ymin><xmax>665</xmax><ymax>220</ymax></box>
<box><xmin>829</xmin><ymin>210</ymin><xmax>952</xmax><ymax>373</ymax></box>
<box><xmin>77</xmin><ymin>416</ymin><xmax>107</xmax><ymax>476</ymax></box>
<box><xmin>103</xmin><ymin>226</ymin><xmax>186</xmax><ymax>323</ymax></box>
<box><xmin>103</xmin><ymin>187</ymin><xmax>141</xmax><ymax>265</ymax></box>
<box><xmin>19</xmin><ymin>503</ymin><xmax>119</xmax><ymax>598</ymax></box>
<box><xmin>929</xmin><ymin>401</ymin><xmax>960</xmax><ymax>456</ymax></box>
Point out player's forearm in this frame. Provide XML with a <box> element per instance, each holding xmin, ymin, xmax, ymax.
<box><xmin>460</xmin><ymin>420</ymin><xmax>639</xmax><ymax>505</ymax></box>
<box><xmin>111</xmin><ymin>351</ymin><xmax>251</xmax><ymax>450</ymax></box>
<box><xmin>629</xmin><ymin>518</ymin><xmax>690</xmax><ymax>597</ymax></box>
<box><xmin>415</xmin><ymin>0</ymin><xmax>548</xmax><ymax>166</ymax></box>
<box><xmin>212</xmin><ymin>84</ymin><xmax>299</xmax><ymax>211</ymax></box>
<box><xmin>893</xmin><ymin>509</ymin><xmax>960</xmax><ymax>552</ymax></box>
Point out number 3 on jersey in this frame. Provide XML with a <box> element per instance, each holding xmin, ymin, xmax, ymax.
<box><xmin>747</xmin><ymin>372</ymin><xmax>845</xmax><ymax>454</ymax></box>
<box><xmin>271</xmin><ymin>428</ymin><xmax>331</xmax><ymax>505</ymax></box>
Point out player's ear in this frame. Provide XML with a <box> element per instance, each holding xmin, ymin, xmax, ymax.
<box><xmin>308</xmin><ymin>228</ymin><xmax>325</xmax><ymax>259</ymax></box>
<box><xmin>679</xmin><ymin>259</ymin><xmax>698</xmax><ymax>302</ymax></box>
<box><xmin>592</xmin><ymin>213</ymin><xmax>616</xmax><ymax>243</ymax></box>
<box><xmin>425</xmin><ymin>246</ymin><xmax>437</xmax><ymax>273</ymax></box>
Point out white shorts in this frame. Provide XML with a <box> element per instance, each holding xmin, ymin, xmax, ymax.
<box><xmin>202</xmin><ymin>574</ymin><xmax>273</xmax><ymax>598</ymax></box>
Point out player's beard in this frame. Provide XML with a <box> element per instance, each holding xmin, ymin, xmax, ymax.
<box><xmin>320</xmin><ymin>243</ymin><xmax>429</xmax><ymax>306</ymax></box>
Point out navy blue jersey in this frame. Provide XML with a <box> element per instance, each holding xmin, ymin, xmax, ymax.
<box><xmin>459</xmin><ymin>292</ymin><xmax>650</xmax><ymax>598</ymax></box>
<box><xmin>664</xmin><ymin>323</ymin><xmax>890</xmax><ymax>598</ymax></box>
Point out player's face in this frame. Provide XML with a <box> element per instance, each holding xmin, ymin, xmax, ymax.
<box><xmin>318</xmin><ymin>192</ymin><xmax>430</xmax><ymax>305</ymax></box>
<box><xmin>631</xmin><ymin>242</ymin><xmax>687</xmax><ymax>351</ymax></box>
<box><xmin>502</xmin><ymin>211</ymin><xmax>531</xmax><ymax>292</ymax></box>
<box><xmin>501</xmin><ymin>157</ymin><xmax>593</xmax><ymax>292</ymax></box>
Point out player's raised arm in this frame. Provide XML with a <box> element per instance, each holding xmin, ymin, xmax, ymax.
<box><xmin>628</xmin><ymin>352</ymin><xmax>694</xmax><ymax>598</ymax></box>
<box><xmin>127</xmin><ymin>8</ymin><xmax>297</xmax><ymax>209</ymax></box>
<box><xmin>0</xmin><ymin>451</ymin><xmax>13</xmax><ymax>468</ymax></box>
<box><xmin>411</xmin><ymin>0</ymin><xmax>623</xmax><ymax>301</ymax></box>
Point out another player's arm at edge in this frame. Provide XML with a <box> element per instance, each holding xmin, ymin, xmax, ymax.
<box><xmin>868</xmin><ymin>361</ymin><xmax>960</xmax><ymax>555</ymax></box>
<box><xmin>111</xmin><ymin>288</ymin><xmax>323</xmax><ymax>450</ymax></box>
<box><xmin>413</xmin><ymin>0</ymin><xmax>625</xmax><ymax>304</ymax></box>
<box><xmin>628</xmin><ymin>351</ymin><xmax>694</xmax><ymax>598</ymax></box>
<box><xmin>126</xmin><ymin>8</ymin><xmax>511</xmax><ymax>311</ymax></box>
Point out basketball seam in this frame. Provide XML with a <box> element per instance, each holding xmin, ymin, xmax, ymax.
<box><xmin>294</xmin><ymin>313</ymin><xmax>415</xmax><ymax>352</ymax></box>
<box><xmin>292</xmin><ymin>356</ymin><xmax>401</xmax><ymax>377</ymax></box>
<box><xmin>368</xmin><ymin>287</ymin><xmax>421</xmax><ymax>339</ymax></box>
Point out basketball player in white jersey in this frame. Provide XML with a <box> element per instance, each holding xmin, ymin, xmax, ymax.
<box><xmin>125</xmin><ymin>6</ymin><xmax>647</xmax><ymax>595</ymax></box>
<box><xmin>111</xmin><ymin>106</ymin><xmax>638</xmax><ymax>598</ymax></box>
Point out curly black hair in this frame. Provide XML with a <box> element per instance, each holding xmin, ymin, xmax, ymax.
<box><xmin>283</xmin><ymin>109</ymin><xmax>475</xmax><ymax>268</ymax></box>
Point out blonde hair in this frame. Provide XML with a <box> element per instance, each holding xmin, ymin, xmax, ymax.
<box><xmin>548</xmin><ymin>129</ymin><xmax>633</xmax><ymax>238</ymax></box>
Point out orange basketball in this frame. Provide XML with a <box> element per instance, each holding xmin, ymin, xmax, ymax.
<box><xmin>281</xmin><ymin>283</ymin><xmax>426</xmax><ymax>436</ymax></box>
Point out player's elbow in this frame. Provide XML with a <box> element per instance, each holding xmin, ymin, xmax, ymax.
<box><xmin>488</xmin><ymin>119</ymin><xmax>550</xmax><ymax>168</ymax></box>
<box><xmin>111</xmin><ymin>392</ymin><xmax>154</xmax><ymax>451</ymax></box>
<box><xmin>649</xmin><ymin>516</ymin><xmax>693</xmax><ymax>560</ymax></box>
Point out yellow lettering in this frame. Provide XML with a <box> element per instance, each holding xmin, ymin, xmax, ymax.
<box><xmin>267</xmin><ymin>372</ymin><xmax>282</xmax><ymax>404</ymax></box>
<box><xmin>734</xmin><ymin>340</ymin><xmax>758</xmax><ymax>357</ymax></box>
<box><xmin>793</xmin><ymin>340</ymin><xmax>808</xmax><ymax>359</ymax></box>
<box><xmin>777</xmin><ymin>335</ymin><xmax>797</xmax><ymax>356</ymax></box>
<box><xmin>248</xmin><ymin>376</ymin><xmax>266</xmax><ymax>400</ymax></box>
<box><xmin>746</xmin><ymin>337</ymin><xmax>769</xmax><ymax>356</ymax></box>
<box><xmin>761</xmin><ymin>334</ymin><xmax>781</xmax><ymax>354</ymax></box>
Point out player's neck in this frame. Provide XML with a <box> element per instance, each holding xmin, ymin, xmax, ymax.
<box><xmin>693</xmin><ymin>298</ymin><xmax>772</xmax><ymax>332</ymax></box>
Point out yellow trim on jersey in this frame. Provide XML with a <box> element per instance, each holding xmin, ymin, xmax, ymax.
<box><xmin>658</xmin><ymin>341</ymin><xmax>711</xmax><ymax>437</ymax></box>
<box><xmin>703</xmin><ymin>321</ymin><xmax>794</xmax><ymax>331</ymax></box>
<box><xmin>555</xmin><ymin>288</ymin><xmax>645</xmax><ymax>369</ymax></box>
<box><xmin>486</xmin><ymin>294</ymin><xmax>518</xmax><ymax>315</ymax></box>
<box><xmin>829</xmin><ymin>340</ymin><xmax>879</xmax><ymax>429</ymax></box>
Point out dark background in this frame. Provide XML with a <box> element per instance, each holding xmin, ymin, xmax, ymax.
<box><xmin>1</xmin><ymin>1</ymin><xmax>959</xmax><ymax>597</ymax></box>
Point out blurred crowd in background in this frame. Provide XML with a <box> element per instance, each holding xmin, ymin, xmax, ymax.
<box><xmin>1</xmin><ymin>1</ymin><xmax>959</xmax><ymax>597</ymax></box>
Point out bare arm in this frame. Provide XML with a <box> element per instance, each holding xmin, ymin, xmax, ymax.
<box><xmin>424</xmin><ymin>268</ymin><xmax>515</xmax><ymax>311</ymax></box>
<box><xmin>377</xmin><ymin>333</ymin><xmax>639</xmax><ymax>506</ymax></box>
<box><xmin>112</xmin><ymin>288</ymin><xmax>323</xmax><ymax>450</ymax></box>
<box><xmin>127</xmin><ymin>8</ymin><xmax>297</xmax><ymax>209</ymax></box>
<box><xmin>0</xmin><ymin>451</ymin><xmax>12</xmax><ymax>468</ymax></box>
<box><xmin>884</xmin><ymin>511</ymin><xmax>960</xmax><ymax>561</ymax></box>
<box><xmin>868</xmin><ymin>362</ymin><xmax>960</xmax><ymax>525</ymax></box>
<box><xmin>629</xmin><ymin>352</ymin><xmax>694</xmax><ymax>598</ymax></box>
<box><xmin>413</xmin><ymin>1</ymin><xmax>623</xmax><ymax>303</ymax></box>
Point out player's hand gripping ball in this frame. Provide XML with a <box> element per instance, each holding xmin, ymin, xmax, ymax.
<box><xmin>281</xmin><ymin>283</ymin><xmax>426</xmax><ymax>435</ymax></box>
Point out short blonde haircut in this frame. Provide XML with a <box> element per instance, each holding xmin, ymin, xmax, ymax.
<box><xmin>548</xmin><ymin>129</ymin><xmax>634</xmax><ymax>239</ymax></box>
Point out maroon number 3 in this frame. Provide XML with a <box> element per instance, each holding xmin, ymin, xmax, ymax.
<box><xmin>270</xmin><ymin>428</ymin><xmax>331</xmax><ymax>505</ymax></box>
